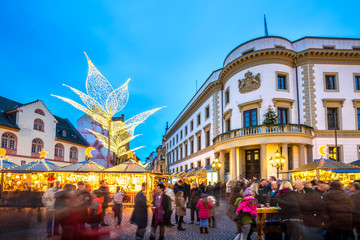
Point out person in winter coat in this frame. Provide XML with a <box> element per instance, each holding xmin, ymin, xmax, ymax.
<box><xmin>214</xmin><ymin>182</ymin><xmax>221</xmax><ymax>206</ymax></box>
<box><xmin>175</xmin><ymin>191</ymin><xmax>186</xmax><ymax>231</ymax></box>
<box><xmin>277</xmin><ymin>181</ymin><xmax>303</xmax><ymax>240</ymax></box>
<box><xmin>130</xmin><ymin>183</ymin><xmax>148</xmax><ymax>240</ymax></box>
<box><xmin>324</xmin><ymin>180</ymin><xmax>354</xmax><ymax>240</ymax></box>
<box><xmin>299</xmin><ymin>181</ymin><xmax>326</xmax><ymax>240</ymax></box>
<box><xmin>113</xmin><ymin>186</ymin><xmax>125</xmax><ymax>226</ymax></box>
<box><xmin>264</xmin><ymin>181</ymin><xmax>281</xmax><ymax>240</ymax></box>
<box><xmin>173</xmin><ymin>180</ymin><xmax>186</xmax><ymax>224</ymax></box>
<box><xmin>150</xmin><ymin>183</ymin><xmax>171</xmax><ymax>240</ymax></box>
<box><xmin>196</xmin><ymin>193</ymin><xmax>213</xmax><ymax>234</ymax></box>
<box><xmin>98</xmin><ymin>180</ymin><xmax>110</xmax><ymax>226</ymax></box>
<box><xmin>42</xmin><ymin>181</ymin><xmax>61</xmax><ymax>238</ymax></box>
<box><xmin>230</xmin><ymin>186</ymin><xmax>244</xmax><ymax>233</ymax></box>
<box><xmin>190</xmin><ymin>182</ymin><xmax>202</xmax><ymax>224</ymax></box>
<box><xmin>207</xmin><ymin>195</ymin><xmax>216</xmax><ymax>228</ymax></box>
<box><xmin>350</xmin><ymin>182</ymin><xmax>360</xmax><ymax>238</ymax></box>
<box><xmin>235</xmin><ymin>188</ymin><xmax>258</xmax><ymax>240</ymax></box>
<box><xmin>164</xmin><ymin>183</ymin><xmax>176</xmax><ymax>227</ymax></box>
<box><xmin>87</xmin><ymin>190</ymin><xmax>104</xmax><ymax>231</ymax></box>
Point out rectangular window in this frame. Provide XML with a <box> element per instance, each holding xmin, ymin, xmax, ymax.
<box><xmin>277</xmin><ymin>108</ymin><xmax>288</xmax><ymax>124</ymax></box>
<box><xmin>190</xmin><ymin>139</ymin><xmax>194</xmax><ymax>154</ymax></box>
<box><xmin>225</xmin><ymin>88</ymin><xmax>230</xmax><ymax>105</ymax></box>
<box><xmin>21</xmin><ymin>160</ymin><xmax>26</xmax><ymax>166</ymax></box>
<box><xmin>197</xmin><ymin>135</ymin><xmax>201</xmax><ymax>151</ymax></box>
<box><xmin>190</xmin><ymin>121</ymin><xmax>194</xmax><ymax>131</ymax></box>
<box><xmin>9</xmin><ymin>140</ymin><xmax>15</xmax><ymax>149</ymax></box>
<box><xmin>243</xmin><ymin>109</ymin><xmax>257</xmax><ymax>127</ymax></box>
<box><xmin>185</xmin><ymin>165</ymin><xmax>188</xmax><ymax>170</ymax></box>
<box><xmin>197</xmin><ymin>160</ymin><xmax>202</xmax><ymax>168</ymax></box>
<box><xmin>197</xmin><ymin>114</ymin><xmax>201</xmax><ymax>126</ymax></box>
<box><xmin>185</xmin><ymin>126</ymin><xmax>188</xmax><ymax>136</ymax></box>
<box><xmin>176</xmin><ymin>135</ymin><xmax>178</xmax><ymax>143</ymax></box>
<box><xmin>205</xmin><ymin>130</ymin><xmax>210</xmax><ymax>147</ymax></box>
<box><xmin>225</xmin><ymin>118</ymin><xmax>231</xmax><ymax>132</ymax></box>
<box><xmin>358</xmin><ymin>108</ymin><xmax>360</xmax><ymax>130</ymax></box>
<box><xmin>180</xmin><ymin>131</ymin><xmax>183</xmax><ymax>140</ymax></box>
<box><xmin>355</xmin><ymin>76</ymin><xmax>360</xmax><ymax>91</ymax></box>
<box><xmin>327</xmin><ymin>108</ymin><xmax>339</xmax><ymax>130</ymax></box>
<box><xmin>206</xmin><ymin>158</ymin><xmax>210</xmax><ymax>166</ymax></box>
<box><xmin>1</xmin><ymin>139</ymin><xmax>7</xmax><ymax>148</ymax></box>
<box><xmin>180</xmin><ymin>146</ymin><xmax>183</xmax><ymax>159</ymax></box>
<box><xmin>191</xmin><ymin>163</ymin><xmax>194</xmax><ymax>169</ymax></box>
<box><xmin>329</xmin><ymin>147</ymin><xmax>340</xmax><ymax>161</ymax></box>
<box><xmin>325</xmin><ymin>74</ymin><xmax>337</xmax><ymax>90</ymax></box>
<box><xmin>180</xmin><ymin>166</ymin><xmax>183</xmax><ymax>172</ymax></box>
<box><xmin>277</xmin><ymin>75</ymin><xmax>287</xmax><ymax>90</ymax></box>
<box><xmin>31</xmin><ymin>144</ymin><xmax>37</xmax><ymax>153</ymax></box>
<box><xmin>205</xmin><ymin>106</ymin><xmax>210</xmax><ymax>119</ymax></box>
<box><xmin>184</xmin><ymin>143</ymin><xmax>188</xmax><ymax>157</ymax></box>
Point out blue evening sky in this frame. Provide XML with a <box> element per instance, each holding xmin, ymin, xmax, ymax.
<box><xmin>1</xmin><ymin>1</ymin><xmax>359</xmax><ymax>162</ymax></box>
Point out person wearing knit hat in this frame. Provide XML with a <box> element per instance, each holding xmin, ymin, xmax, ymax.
<box><xmin>243</xmin><ymin>188</ymin><xmax>253</xmax><ymax>197</ymax></box>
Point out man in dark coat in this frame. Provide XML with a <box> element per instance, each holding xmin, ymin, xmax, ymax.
<box><xmin>131</xmin><ymin>183</ymin><xmax>148</xmax><ymax>240</ymax></box>
<box><xmin>299</xmin><ymin>183</ymin><xmax>326</xmax><ymax>240</ymax></box>
<box><xmin>257</xmin><ymin>179</ymin><xmax>269</xmax><ymax>205</ymax></box>
<box><xmin>150</xmin><ymin>183</ymin><xmax>170</xmax><ymax>240</ymax></box>
<box><xmin>265</xmin><ymin>181</ymin><xmax>281</xmax><ymax>240</ymax></box>
<box><xmin>324</xmin><ymin>180</ymin><xmax>354</xmax><ymax>240</ymax></box>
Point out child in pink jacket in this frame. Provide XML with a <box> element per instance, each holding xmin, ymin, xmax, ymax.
<box><xmin>235</xmin><ymin>188</ymin><xmax>258</xmax><ymax>240</ymax></box>
<box><xmin>196</xmin><ymin>193</ymin><xmax>213</xmax><ymax>234</ymax></box>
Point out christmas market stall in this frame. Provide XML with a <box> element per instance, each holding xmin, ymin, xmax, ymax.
<box><xmin>103</xmin><ymin>160</ymin><xmax>151</xmax><ymax>205</ymax></box>
<box><xmin>291</xmin><ymin>158</ymin><xmax>360</xmax><ymax>184</ymax></box>
<box><xmin>53</xmin><ymin>159</ymin><xmax>105</xmax><ymax>190</ymax></box>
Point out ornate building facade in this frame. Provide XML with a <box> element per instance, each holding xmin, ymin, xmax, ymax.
<box><xmin>0</xmin><ymin>96</ymin><xmax>89</xmax><ymax>166</ymax></box>
<box><xmin>165</xmin><ymin>36</ymin><xmax>360</xmax><ymax>180</ymax></box>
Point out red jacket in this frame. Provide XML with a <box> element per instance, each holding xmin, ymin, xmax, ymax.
<box><xmin>196</xmin><ymin>198</ymin><xmax>213</xmax><ymax>219</ymax></box>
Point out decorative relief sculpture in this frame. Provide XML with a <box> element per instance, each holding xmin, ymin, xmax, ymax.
<box><xmin>238</xmin><ymin>71</ymin><xmax>261</xmax><ymax>94</ymax></box>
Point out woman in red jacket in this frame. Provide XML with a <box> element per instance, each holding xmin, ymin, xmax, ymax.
<box><xmin>196</xmin><ymin>193</ymin><xmax>213</xmax><ymax>234</ymax></box>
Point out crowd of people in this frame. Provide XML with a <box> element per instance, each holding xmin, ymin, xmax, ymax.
<box><xmin>228</xmin><ymin>176</ymin><xmax>360</xmax><ymax>240</ymax></box>
<box><xmin>37</xmin><ymin>176</ymin><xmax>360</xmax><ymax>240</ymax></box>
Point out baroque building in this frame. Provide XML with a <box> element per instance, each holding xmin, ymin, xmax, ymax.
<box><xmin>0</xmin><ymin>96</ymin><xmax>89</xmax><ymax>166</ymax></box>
<box><xmin>165</xmin><ymin>36</ymin><xmax>360</xmax><ymax>180</ymax></box>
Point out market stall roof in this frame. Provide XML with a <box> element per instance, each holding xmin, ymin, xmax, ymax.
<box><xmin>3</xmin><ymin>159</ymin><xmax>59</xmax><ymax>172</ymax></box>
<box><xmin>0</xmin><ymin>159</ymin><xmax>18</xmax><ymax>170</ymax></box>
<box><xmin>291</xmin><ymin>158</ymin><xmax>360</xmax><ymax>172</ymax></box>
<box><xmin>103</xmin><ymin>160</ymin><xmax>147</xmax><ymax>173</ymax></box>
<box><xmin>350</xmin><ymin>160</ymin><xmax>360</xmax><ymax>167</ymax></box>
<box><xmin>55</xmin><ymin>160</ymin><xmax>105</xmax><ymax>172</ymax></box>
<box><xmin>187</xmin><ymin>165</ymin><xmax>212</xmax><ymax>177</ymax></box>
<box><xmin>177</xmin><ymin>168</ymin><xmax>193</xmax><ymax>178</ymax></box>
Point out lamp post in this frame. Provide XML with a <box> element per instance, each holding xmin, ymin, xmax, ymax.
<box><xmin>212</xmin><ymin>158</ymin><xmax>222</xmax><ymax>182</ymax></box>
<box><xmin>270</xmin><ymin>150</ymin><xmax>286</xmax><ymax>178</ymax></box>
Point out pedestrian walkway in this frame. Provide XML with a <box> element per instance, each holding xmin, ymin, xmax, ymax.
<box><xmin>0</xmin><ymin>199</ymin><xmax>256</xmax><ymax>240</ymax></box>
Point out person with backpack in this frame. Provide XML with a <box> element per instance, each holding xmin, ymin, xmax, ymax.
<box><xmin>196</xmin><ymin>193</ymin><xmax>213</xmax><ymax>234</ymax></box>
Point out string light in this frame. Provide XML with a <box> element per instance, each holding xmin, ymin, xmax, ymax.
<box><xmin>52</xmin><ymin>53</ymin><xmax>164</xmax><ymax>164</ymax></box>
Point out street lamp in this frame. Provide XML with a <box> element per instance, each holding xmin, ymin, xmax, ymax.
<box><xmin>212</xmin><ymin>158</ymin><xmax>221</xmax><ymax>172</ymax></box>
<box><xmin>270</xmin><ymin>150</ymin><xmax>286</xmax><ymax>178</ymax></box>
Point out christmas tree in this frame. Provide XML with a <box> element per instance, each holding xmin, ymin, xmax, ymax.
<box><xmin>263</xmin><ymin>105</ymin><xmax>278</xmax><ymax>125</ymax></box>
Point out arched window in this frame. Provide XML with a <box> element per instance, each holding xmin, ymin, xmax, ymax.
<box><xmin>35</xmin><ymin>109</ymin><xmax>45</xmax><ymax>116</ymax></box>
<box><xmin>62</xmin><ymin>130</ymin><xmax>66</xmax><ymax>137</ymax></box>
<box><xmin>70</xmin><ymin>147</ymin><xmax>78</xmax><ymax>161</ymax></box>
<box><xmin>34</xmin><ymin>119</ymin><xmax>44</xmax><ymax>131</ymax></box>
<box><xmin>1</xmin><ymin>132</ymin><xmax>17</xmax><ymax>152</ymax></box>
<box><xmin>31</xmin><ymin>138</ymin><xmax>43</xmax><ymax>157</ymax></box>
<box><xmin>54</xmin><ymin>144</ymin><xmax>64</xmax><ymax>157</ymax></box>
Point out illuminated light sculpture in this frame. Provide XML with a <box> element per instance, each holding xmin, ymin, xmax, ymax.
<box><xmin>52</xmin><ymin>53</ymin><xmax>164</xmax><ymax>167</ymax></box>
<box><xmin>270</xmin><ymin>150</ymin><xmax>286</xmax><ymax>178</ymax></box>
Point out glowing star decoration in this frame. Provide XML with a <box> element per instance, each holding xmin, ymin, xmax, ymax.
<box><xmin>4</xmin><ymin>156</ymin><xmax>10</xmax><ymax>161</ymax></box>
<box><xmin>52</xmin><ymin>52</ymin><xmax>164</xmax><ymax>167</ymax></box>
<box><xmin>39</xmin><ymin>149</ymin><xmax>48</xmax><ymax>159</ymax></box>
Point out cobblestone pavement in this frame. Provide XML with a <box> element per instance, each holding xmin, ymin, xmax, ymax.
<box><xmin>0</xmin><ymin>199</ymin><xmax>257</xmax><ymax>240</ymax></box>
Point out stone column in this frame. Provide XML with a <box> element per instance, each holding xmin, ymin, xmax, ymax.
<box><xmin>236</xmin><ymin>147</ymin><xmax>242</xmax><ymax>179</ymax></box>
<box><xmin>260</xmin><ymin>144</ymin><xmax>267</xmax><ymax>179</ymax></box>
<box><xmin>230</xmin><ymin>148</ymin><xmax>236</xmax><ymax>180</ymax></box>
<box><xmin>219</xmin><ymin>150</ymin><xmax>225</xmax><ymax>181</ymax></box>
<box><xmin>281</xmin><ymin>144</ymin><xmax>289</xmax><ymax>180</ymax></box>
<box><xmin>299</xmin><ymin>144</ymin><xmax>305</xmax><ymax>166</ymax></box>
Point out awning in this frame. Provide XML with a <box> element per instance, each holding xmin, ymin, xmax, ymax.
<box><xmin>0</xmin><ymin>159</ymin><xmax>18</xmax><ymax>170</ymax></box>
<box><xmin>55</xmin><ymin>160</ymin><xmax>104</xmax><ymax>172</ymax></box>
<box><xmin>291</xmin><ymin>158</ymin><xmax>360</xmax><ymax>172</ymax></box>
<box><xmin>103</xmin><ymin>160</ymin><xmax>147</xmax><ymax>173</ymax></box>
<box><xmin>3</xmin><ymin>159</ymin><xmax>59</xmax><ymax>172</ymax></box>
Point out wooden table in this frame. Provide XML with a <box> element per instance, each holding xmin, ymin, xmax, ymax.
<box><xmin>254</xmin><ymin>207</ymin><xmax>282</xmax><ymax>240</ymax></box>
